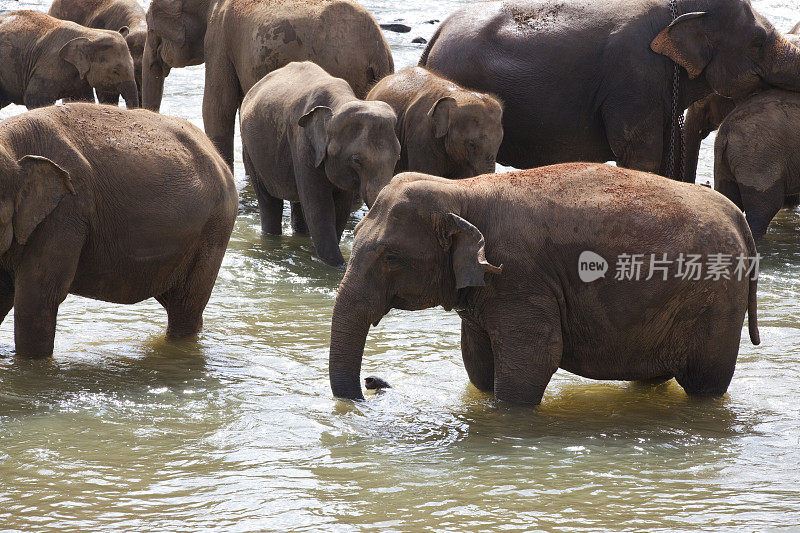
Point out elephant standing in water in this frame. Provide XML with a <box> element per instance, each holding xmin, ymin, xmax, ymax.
<box><xmin>683</xmin><ymin>31</ymin><xmax>800</xmax><ymax>181</ymax></box>
<box><xmin>49</xmin><ymin>0</ymin><xmax>148</xmax><ymax>106</ymax></box>
<box><xmin>0</xmin><ymin>104</ymin><xmax>237</xmax><ymax>357</ymax></box>
<box><xmin>142</xmin><ymin>0</ymin><xmax>394</xmax><ymax>168</ymax></box>
<box><xmin>420</xmin><ymin>0</ymin><xmax>800</xmax><ymax>178</ymax></box>
<box><xmin>367</xmin><ymin>67</ymin><xmax>504</xmax><ymax>179</ymax></box>
<box><xmin>715</xmin><ymin>90</ymin><xmax>800</xmax><ymax>239</ymax></box>
<box><xmin>329</xmin><ymin>164</ymin><xmax>760</xmax><ymax>405</ymax></box>
<box><xmin>0</xmin><ymin>11</ymin><xmax>138</xmax><ymax>109</ymax></box>
<box><xmin>240</xmin><ymin>62</ymin><xmax>400</xmax><ymax>266</ymax></box>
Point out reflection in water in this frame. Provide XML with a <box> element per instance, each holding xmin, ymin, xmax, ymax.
<box><xmin>1</xmin><ymin>0</ymin><xmax>800</xmax><ymax>531</ymax></box>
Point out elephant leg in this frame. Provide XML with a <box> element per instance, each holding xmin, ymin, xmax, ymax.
<box><xmin>675</xmin><ymin>307</ymin><xmax>740</xmax><ymax>396</ymax></box>
<box><xmin>333</xmin><ymin>189</ymin><xmax>355</xmax><ymax>240</ymax></box>
<box><xmin>460</xmin><ymin>316</ymin><xmax>494</xmax><ymax>392</ymax></box>
<box><xmin>202</xmin><ymin>56</ymin><xmax>241</xmax><ymax>169</ymax></box>
<box><xmin>489</xmin><ymin>297</ymin><xmax>562</xmax><ymax>405</ymax></box>
<box><xmin>604</xmin><ymin>100</ymin><xmax>664</xmax><ymax>175</ymax></box>
<box><xmin>96</xmin><ymin>90</ymin><xmax>120</xmax><ymax>106</ymax></box>
<box><xmin>251</xmin><ymin>178</ymin><xmax>283</xmax><ymax>235</ymax></box>
<box><xmin>295</xmin><ymin>171</ymin><xmax>344</xmax><ymax>266</ymax></box>
<box><xmin>63</xmin><ymin>83</ymin><xmax>96</xmax><ymax>104</ymax></box>
<box><xmin>0</xmin><ymin>270</ymin><xmax>14</xmax><ymax>327</ymax></box>
<box><xmin>291</xmin><ymin>203</ymin><xmax>309</xmax><ymax>235</ymax></box>
<box><xmin>740</xmin><ymin>181</ymin><xmax>784</xmax><ymax>240</ymax></box>
<box><xmin>22</xmin><ymin>76</ymin><xmax>61</xmax><ymax>109</ymax></box>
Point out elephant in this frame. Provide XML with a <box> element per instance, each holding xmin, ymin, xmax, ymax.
<box><xmin>792</xmin><ymin>21</ymin><xmax>800</xmax><ymax>34</ymax></box>
<box><xmin>48</xmin><ymin>0</ymin><xmax>147</xmax><ymax>106</ymax></box>
<box><xmin>0</xmin><ymin>10</ymin><xmax>138</xmax><ymax>110</ymax></box>
<box><xmin>142</xmin><ymin>0</ymin><xmax>394</xmax><ymax>168</ymax></box>
<box><xmin>0</xmin><ymin>103</ymin><xmax>238</xmax><ymax>358</ymax></box>
<box><xmin>418</xmin><ymin>0</ymin><xmax>800</xmax><ymax>180</ymax></box>
<box><xmin>239</xmin><ymin>62</ymin><xmax>401</xmax><ymax>266</ymax></box>
<box><xmin>329</xmin><ymin>163</ymin><xmax>760</xmax><ymax>405</ymax></box>
<box><xmin>683</xmin><ymin>31</ymin><xmax>800</xmax><ymax>181</ymax></box>
<box><xmin>366</xmin><ymin>67</ymin><xmax>504</xmax><ymax>179</ymax></box>
<box><xmin>714</xmin><ymin>89</ymin><xmax>800</xmax><ymax>240</ymax></box>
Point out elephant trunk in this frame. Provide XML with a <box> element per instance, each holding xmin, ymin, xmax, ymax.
<box><xmin>121</xmin><ymin>80</ymin><xmax>139</xmax><ymax>109</ymax></box>
<box><xmin>765</xmin><ymin>37</ymin><xmax>800</xmax><ymax>92</ymax></box>
<box><xmin>142</xmin><ymin>35</ymin><xmax>166</xmax><ymax>111</ymax></box>
<box><xmin>329</xmin><ymin>283</ymin><xmax>377</xmax><ymax>401</ymax></box>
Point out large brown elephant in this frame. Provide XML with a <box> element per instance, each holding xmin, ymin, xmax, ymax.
<box><xmin>240</xmin><ymin>62</ymin><xmax>400</xmax><ymax>266</ymax></box>
<box><xmin>48</xmin><ymin>0</ymin><xmax>147</xmax><ymax>106</ymax></box>
<box><xmin>0</xmin><ymin>10</ymin><xmax>138</xmax><ymax>109</ymax></box>
<box><xmin>142</xmin><ymin>0</ymin><xmax>394</xmax><ymax>168</ymax></box>
<box><xmin>683</xmin><ymin>31</ymin><xmax>800</xmax><ymax>181</ymax></box>
<box><xmin>715</xmin><ymin>89</ymin><xmax>800</xmax><ymax>239</ymax></box>
<box><xmin>419</xmin><ymin>0</ymin><xmax>800</xmax><ymax>179</ymax></box>
<box><xmin>0</xmin><ymin>104</ymin><xmax>238</xmax><ymax>358</ymax></box>
<box><xmin>329</xmin><ymin>164</ymin><xmax>760</xmax><ymax>405</ymax></box>
<box><xmin>367</xmin><ymin>67</ymin><xmax>503</xmax><ymax>179</ymax></box>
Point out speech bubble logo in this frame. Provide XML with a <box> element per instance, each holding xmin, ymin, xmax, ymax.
<box><xmin>578</xmin><ymin>251</ymin><xmax>608</xmax><ymax>282</ymax></box>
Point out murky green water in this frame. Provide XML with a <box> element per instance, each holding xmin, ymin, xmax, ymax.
<box><xmin>1</xmin><ymin>1</ymin><xmax>800</xmax><ymax>531</ymax></box>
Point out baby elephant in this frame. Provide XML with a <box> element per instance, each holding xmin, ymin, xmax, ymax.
<box><xmin>330</xmin><ymin>164</ymin><xmax>760</xmax><ymax>405</ymax></box>
<box><xmin>715</xmin><ymin>89</ymin><xmax>800</xmax><ymax>239</ymax></box>
<box><xmin>0</xmin><ymin>10</ymin><xmax>138</xmax><ymax>109</ymax></box>
<box><xmin>240</xmin><ymin>61</ymin><xmax>401</xmax><ymax>266</ymax></box>
<box><xmin>0</xmin><ymin>104</ymin><xmax>238</xmax><ymax>358</ymax></box>
<box><xmin>367</xmin><ymin>67</ymin><xmax>503</xmax><ymax>178</ymax></box>
<box><xmin>49</xmin><ymin>0</ymin><xmax>147</xmax><ymax>106</ymax></box>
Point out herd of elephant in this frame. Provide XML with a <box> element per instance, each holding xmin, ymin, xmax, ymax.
<box><xmin>0</xmin><ymin>0</ymin><xmax>797</xmax><ymax>406</ymax></box>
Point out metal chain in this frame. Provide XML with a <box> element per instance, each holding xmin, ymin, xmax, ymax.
<box><xmin>666</xmin><ymin>0</ymin><xmax>685</xmax><ymax>181</ymax></box>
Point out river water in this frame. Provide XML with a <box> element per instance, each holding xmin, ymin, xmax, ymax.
<box><xmin>1</xmin><ymin>0</ymin><xmax>799</xmax><ymax>531</ymax></box>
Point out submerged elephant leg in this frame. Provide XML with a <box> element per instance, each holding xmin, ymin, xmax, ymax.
<box><xmin>489</xmin><ymin>298</ymin><xmax>562</xmax><ymax>405</ymax></box>
<box><xmin>291</xmin><ymin>203</ymin><xmax>309</xmax><ymax>235</ymax></box>
<box><xmin>459</xmin><ymin>315</ymin><xmax>494</xmax><ymax>392</ymax></box>
<box><xmin>295</xmin><ymin>171</ymin><xmax>344</xmax><ymax>266</ymax></box>
<box><xmin>0</xmin><ymin>270</ymin><xmax>14</xmax><ymax>326</ymax></box>
<box><xmin>250</xmin><ymin>176</ymin><xmax>283</xmax><ymax>235</ymax></box>
<box><xmin>333</xmin><ymin>190</ymin><xmax>355</xmax><ymax>240</ymax></box>
<box><xmin>675</xmin><ymin>307</ymin><xmax>741</xmax><ymax>396</ymax></box>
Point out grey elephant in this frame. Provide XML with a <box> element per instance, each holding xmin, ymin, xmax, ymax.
<box><xmin>143</xmin><ymin>0</ymin><xmax>394</xmax><ymax>168</ymax></box>
<box><xmin>715</xmin><ymin>89</ymin><xmax>800</xmax><ymax>239</ymax></box>
<box><xmin>366</xmin><ymin>67</ymin><xmax>503</xmax><ymax>179</ymax></box>
<box><xmin>683</xmin><ymin>31</ymin><xmax>800</xmax><ymax>181</ymax></box>
<box><xmin>329</xmin><ymin>164</ymin><xmax>760</xmax><ymax>405</ymax></box>
<box><xmin>0</xmin><ymin>104</ymin><xmax>237</xmax><ymax>357</ymax></box>
<box><xmin>240</xmin><ymin>61</ymin><xmax>401</xmax><ymax>267</ymax></box>
<box><xmin>0</xmin><ymin>10</ymin><xmax>138</xmax><ymax>109</ymax></box>
<box><xmin>49</xmin><ymin>0</ymin><xmax>147</xmax><ymax>106</ymax></box>
<box><xmin>419</xmin><ymin>0</ymin><xmax>800</xmax><ymax>179</ymax></box>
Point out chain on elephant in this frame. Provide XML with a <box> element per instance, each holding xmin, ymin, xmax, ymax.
<box><xmin>666</xmin><ymin>0</ymin><xmax>686</xmax><ymax>182</ymax></box>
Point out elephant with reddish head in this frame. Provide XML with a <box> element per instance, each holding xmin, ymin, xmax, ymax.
<box><xmin>49</xmin><ymin>0</ymin><xmax>148</xmax><ymax>106</ymax></box>
<box><xmin>329</xmin><ymin>164</ymin><xmax>759</xmax><ymax>405</ymax></box>
<box><xmin>0</xmin><ymin>10</ymin><xmax>138</xmax><ymax>109</ymax></box>
<box><xmin>142</xmin><ymin>0</ymin><xmax>394</xmax><ymax>168</ymax></box>
<box><xmin>0</xmin><ymin>104</ymin><xmax>237</xmax><ymax>357</ymax></box>
<box><xmin>419</xmin><ymin>0</ymin><xmax>800</xmax><ymax>179</ymax></box>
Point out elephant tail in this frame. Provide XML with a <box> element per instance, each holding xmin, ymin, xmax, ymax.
<box><xmin>743</xmin><ymin>219</ymin><xmax>761</xmax><ymax>345</ymax></box>
<box><xmin>419</xmin><ymin>24</ymin><xmax>443</xmax><ymax>66</ymax></box>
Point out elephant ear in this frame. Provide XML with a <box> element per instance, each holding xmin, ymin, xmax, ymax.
<box><xmin>427</xmin><ymin>96</ymin><xmax>456</xmax><ymax>139</ymax></box>
<box><xmin>59</xmin><ymin>37</ymin><xmax>92</xmax><ymax>79</ymax></box>
<box><xmin>436</xmin><ymin>212</ymin><xmax>502</xmax><ymax>289</ymax></box>
<box><xmin>149</xmin><ymin>0</ymin><xmax>185</xmax><ymax>46</ymax></box>
<box><xmin>14</xmin><ymin>156</ymin><xmax>75</xmax><ymax>245</ymax></box>
<box><xmin>298</xmin><ymin>106</ymin><xmax>333</xmax><ymax>168</ymax></box>
<box><xmin>651</xmin><ymin>12</ymin><xmax>710</xmax><ymax>79</ymax></box>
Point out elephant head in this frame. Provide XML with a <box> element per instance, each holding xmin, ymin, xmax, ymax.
<box><xmin>59</xmin><ymin>32</ymin><xmax>139</xmax><ymax>108</ymax></box>
<box><xmin>651</xmin><ymin>0</ymin><xmax>800</xmax><ymax>99</ymax></box>
<box><xmin>143</xmin><ymin>0</ymin><xmax>209</xmax><ymax>110</ymax></box>
<box><xmin>298</xmin><ymin>101</ymin><xmax>401</xmax><ymax>207</ymax></box>
<box><xmin>0</xmin><ymin>148</ymin><xmax>75</xmax><ymax>256</ymax></box>
<box><xmin>428</xmin><ymin>93</ymin><xmax>504</xmax><ymax>177</ymax></box>
<box><xmin>328</xmin><ymin>174</ymin><xmax>501</xmax><ymax>400</ymax></box>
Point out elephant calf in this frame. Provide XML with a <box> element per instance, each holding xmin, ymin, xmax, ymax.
<box><xmin>715</xmin><ymin>89</ymin><xmax>800</xmax><ymax>239</ymax></box>
<box><xmin>49</xmin><ymin>0</ymin><xmax>147</xmax><ymax>106</ymax></box>
<box><xmin>240</xmin><ymin>61</ymin><xmax>401</xmax><ymax>266</ymax></box>
<box><xmin>0</xmin><ymin>104</ymin><xmax>237</xmax><ymax>357</ymax></box>
<box><xmin>367</xmin><ymin>67</ymin><xmax>503</xmax><ymax>178</ymax></box>
<box><xmin>330</xmin><ymin>164</ymin><xmax>760</xmax><ymax>405</ymax></box>
<box><xmin>0</xmin><ymin>10</ymin><xmax>138</xmax><ymax>109</ymax></box>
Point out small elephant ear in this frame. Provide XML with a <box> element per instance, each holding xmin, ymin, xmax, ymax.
<box><xmin>651</xmin><ymin>12</ymin><xmax>710</xmax><ymax>79</ymax></box>
<box><xmin>298</xmin><ymin>106</ymin><xmax>333</xmax><ymax>168</ymax></box>
<box><xmin>427</xmin><ymin>96</ymin><xmax>457</xmax><ymax>139</ymax></box>
<box><xmin>118</xmin><ymin>26</ymin><xmax>130</xmax><ymax>37</ymax></box>
<box><xmin>14</xmin><ymin>156</ymin><xmax>76</xmax><ymax>245</ymax></box>
<box><xmin>436</xmin><ymin>212</ymin><xmax>502</xmax><ymax>290</ymax></box>
<box><xmin>59</xmin><ymin>37</ymin><xmax>92</xmax><ymax>80</ymax></box>
<box><xmin>149</xmin><ymin>0</ymin><xmax>185</xmax><ymax>46</ymax></box>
